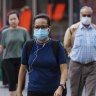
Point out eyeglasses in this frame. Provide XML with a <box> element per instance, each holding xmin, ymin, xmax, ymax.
<box><xmin>34</xmin><ymin>25</ymin><xmax>48</xmax><ymax>29</ymax></box>
<box><xmin>82</xmin><ymin>14</ymin><xmax>91</xmax><ymax>17</ymax></box>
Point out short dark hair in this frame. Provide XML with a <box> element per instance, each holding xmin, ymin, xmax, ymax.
<box><xmin>33</xmin><ymin>14</ymin><xmax>50</xmax><ymax>26</ymax></box>
<box><xmin>7</xmin><ymin>10</ymin><xmax>20</xmax><ymax>20</ymax></box>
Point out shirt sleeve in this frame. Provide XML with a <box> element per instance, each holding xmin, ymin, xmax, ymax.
<box><xmin>24</xmin><ymin>29</ymin><xmax>31</xmax><ymax>41</ymax></box>
<box><xmin>21</xmin><ymin>42</ymin><xmax>27</xmax><ymax>65</ymax></box>
<box><xmin>58</xmin><ymin>42</ymin><xmax>67</xmax><ymax>64</ymax></box>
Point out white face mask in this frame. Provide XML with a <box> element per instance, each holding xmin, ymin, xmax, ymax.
<box><xmin>80</xmin><ymin>16</ymin><xmax>91</xmax><ymax>25</ymax></box>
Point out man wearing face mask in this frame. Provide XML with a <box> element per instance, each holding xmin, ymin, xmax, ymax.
<box><xmin>64</xmin><ymin>6</ymin><xmax>96</xmax><ymax>96</ymax></box>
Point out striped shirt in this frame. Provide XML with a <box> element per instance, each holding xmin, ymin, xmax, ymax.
<box><xmin>70</xmin><ymin>22</ymin><xmax>96</xmax><ymax>64</ymax></box>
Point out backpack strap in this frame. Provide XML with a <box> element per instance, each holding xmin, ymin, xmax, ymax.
<box><xmin>26</xmin><ymin>39</ymin><xmax>34</xmax><ymax>71</ymax></box>
<box><xmin>51</xmin><ymin>40</ymin><xmax>59</xmax><ymax>64</ymax></box>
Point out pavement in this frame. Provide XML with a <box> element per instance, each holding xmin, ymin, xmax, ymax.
<box><xmin>0</xmin><ymin>77</ymin><xmax>86</xmax><ymax>96</ymax></box>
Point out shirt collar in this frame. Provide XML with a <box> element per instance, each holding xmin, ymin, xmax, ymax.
<box><xmin>79</xmin><ymin>22</ymin><xmax>93</xmax><ymax>30</ymax></box>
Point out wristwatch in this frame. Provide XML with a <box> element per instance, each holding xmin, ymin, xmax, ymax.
<box><xmin>59</xmin><ymin>84</ymin><xmax>65</xmax><ymax>89</ymax></box>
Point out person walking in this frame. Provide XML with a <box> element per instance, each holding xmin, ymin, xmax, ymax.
<box><xmin>17</xmin><ymin>14</ymin><xmax>68</xmax><ymax>96</ymax></box>
<box><xmin>0</xmin><ymin>16</ymin><xmax>9</xmax><ymax>87</ymax></box>
<box><xmin>0</xmin><ymin>10</ymin><xmax>31</xmax><ymax>96</ymax></box>
<box><xmin>64</xmin><ymin>6</ymin><xmax>96</xmax><ymax>96</ymax></box>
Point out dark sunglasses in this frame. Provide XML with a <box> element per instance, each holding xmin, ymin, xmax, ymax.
<box><xmin>82</xmin><ymin>14</ymin><xmax>91</xmax><ymax>17</ymax></box>
<box><xmin>34</xmin><ymin>25</ymin><xmax>48</xmax><ymax>29</ymax></box>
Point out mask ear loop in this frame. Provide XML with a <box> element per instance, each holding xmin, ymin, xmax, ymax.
<box><xmin>29</xmin><ymin>42</ymin><xmax>46</xmax><ymax>73</ymax></box>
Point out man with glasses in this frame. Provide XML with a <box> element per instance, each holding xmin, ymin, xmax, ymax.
<box><xmin>64</xmin><ymin>6</ymin><xmax>96</xmax><ymax>96</ymax></box>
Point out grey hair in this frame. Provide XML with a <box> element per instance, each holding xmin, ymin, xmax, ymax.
<box><xmin>80</xmin><ymin>6</ymin><xmax>93</xmax><ymax>14</ymax></box>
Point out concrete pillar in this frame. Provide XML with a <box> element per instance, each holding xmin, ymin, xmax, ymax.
<box><xmin>2</xmin><ymin>0</ymin><xmax>6</xmax><ymax>26</ymax></box>
<box><xmin>32</xmin><ymin>0</ymin><xmax>37</xmax><ymax>17</ymax></box>
<box><xmin>68</xmin><ymin>0</ymin><xmax>73</xmax><ymax>26</ymax></box>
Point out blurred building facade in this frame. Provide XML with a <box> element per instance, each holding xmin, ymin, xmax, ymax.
<box><xmin>0</xmin><ymin>0</ymin><xmax>84</xmax><ymax>42</ymax></box>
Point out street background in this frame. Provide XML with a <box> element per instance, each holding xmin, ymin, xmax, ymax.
<box><xmin>0</xmin><ymin>0</ymin><xmax>96</xmax><ymax>96</ymax></box>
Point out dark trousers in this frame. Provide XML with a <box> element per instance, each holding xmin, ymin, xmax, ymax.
<box><xmin>69</xmin><ymin>60</ymin><xmax>96</xmax><ymax>96</ymax></box>
<box><xmin>27</xmin><ymin>89</ymin><xmax>67</xmax><ymax>96</ymax></box>
<box><xmin>27</xmin><ymin>91</ymin><xmax>54</xmax><ymax>96</ymax></box>
<box><xmin>2</xmin><ymin>58</ymin><xmax>25</xmax><ymax>91</ymax></box>
<box><xmin>1</xmin><ymin>62</ymin><xmax>8</xmax><ymax>85</ymax></box>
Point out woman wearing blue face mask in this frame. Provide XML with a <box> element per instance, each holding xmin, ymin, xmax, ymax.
<box><xmin>17</xmin><ymin>14</ymin><xmax>68</xmax><ymax>96</ymax></box>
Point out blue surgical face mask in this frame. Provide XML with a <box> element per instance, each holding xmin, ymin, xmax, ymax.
<box><xmin>33</xmin><ymin>29</ymin><xmax>49</xmax><ymax>40</ymax></box>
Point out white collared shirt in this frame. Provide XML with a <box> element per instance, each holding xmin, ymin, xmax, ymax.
<box><xmin>70</xmin><ymin>22</ymin><xmax>96</xmax><ymax>64</ymax></box>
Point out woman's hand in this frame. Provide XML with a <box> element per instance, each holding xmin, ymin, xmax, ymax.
<box><xmin>0</xmin><ymin>45</ymin><xmax>4</xmax><ymax>55</ymax></box>
<box><xmin>53</xmin><ymin>86</ymin><xmax>63</xmax><ymax>96</ymax></box>
<box><xmin>17</xmin><ymin>91</ymin><xmax>22</xmax><ymax>96</ymax></box>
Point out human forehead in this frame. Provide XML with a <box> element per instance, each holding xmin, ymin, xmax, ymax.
<box><xmin>9</xmin><ymin>14</ymin><xmax>18</xmax><ymax>19</ymax></box>
<box><xmin>80</xmin><ymin>9</ymin><xmax>92</xmax><ymax>14</ymax></box>
<box><xmin>34</xmin><ymin>18</ymin><xmax>48</xmax><ymax>25</ymax></box>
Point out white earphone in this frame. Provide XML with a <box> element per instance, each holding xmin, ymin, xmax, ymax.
<box><xmin>29</xmin><ymin>42</ymin><xmax>46</xmax><ymax>73</ymax></box>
